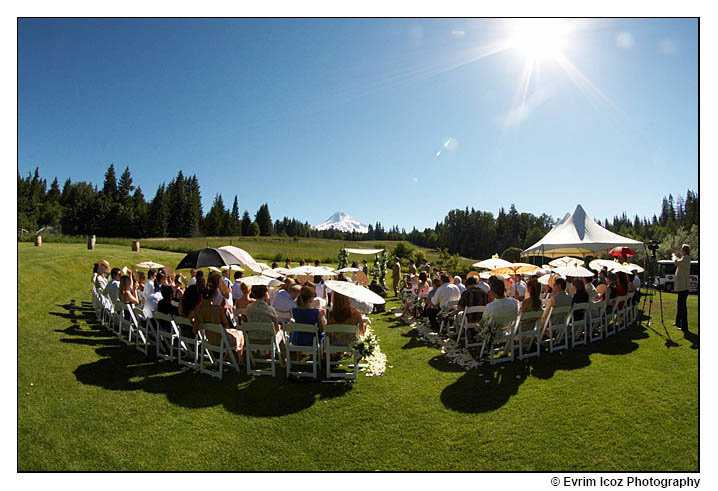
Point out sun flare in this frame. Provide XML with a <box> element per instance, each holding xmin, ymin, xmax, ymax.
<box><xmin>507</xmin><ymin>19</ymin><xmax>572</xmax><ymax>62</ymax></box>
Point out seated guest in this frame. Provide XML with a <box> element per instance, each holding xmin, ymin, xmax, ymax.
<box><xmin>476</xmin><ymin>275</ymin><xmax>490</xmax><ymax>294</ymax></box>
<box><xmin>177</xmin><ymin>285</ymin><xmax>201</xmax><ymax>337</ymax></box>
<box><xmin>616</xmin><ymin>271</ymin><xmax>629</xmax><ymax>309</ymax></box>
<box><xmin>157</xmin><ymin>285</ymin><xmax>179</xmax><ymax>317</ymax></box>
<box><xmin>423</xmin><ymin>278</ymin><xmax>442</xmax><ymax>319</ymax></box>
<box><xmin>509</xmin><ymin>274</ymin><xmax>527</xmax><ymax>301</ymax></box>
<box><xmin>604</xmin><ymin>272</ymin><xmax>618</xmax><ymax>302</ymax></box>
<box><xmin>427</xmin><ymin>274</ymin><xmax>461</xmax><ymax>330</ymax></box>
<box><xmin>246</xmin><ymin>285</ymin><xmax>280</xmax><ymax>332</ymax></box>
<box><xmin>234</xmin><ymin>282</ymin><xmax>253</xmax><ymax>310</ymax></box>
<box><xmin>417</xmin><ymin>272</ymin><xmax>430</xmax><ymax>295</ymax></box>
<box><xmin>173</xmin><ymin>275</ymin><xmax>185</xmax><ymax>302</ymax></box>
<box><xmin>484</xmin><ymin>276</ymin><xmax>519</xmax><ymax>333</ymax></box>
<box><xmin>145</xmin><ymin>269</ymin><xmax>157</xmax><ymax>301</ymax></box>
<box><xmin>136</xmin><ymin>271</ymin><xmax>146</xmax><ymax>296</ymax></box>
<box><xmin>583</xmin><ymin>276</ymin><xmax>598</xmax><ymax>303</ymax></box>
<box><xmin>273</xmin><ymin>284</ymin><xmax>300</xmax><ymax>317</ymax></box>
<box><xmin>91</xmin><ymin>262</ymin><xmax>99</xmax><ymax>286</ymax></box>
<box><xmin>118</xmin><ymin>274</ymin><xmax>140</xmax><ymax>307</ymax></box>
<box><xmin>290</xmin><ymin>286</ymin><xmax>324</xmax><ymax>353</ymax></box>
<box><xmin>628</xmin><ymin>272</ymin><xmax>640</xmax><ymax>305</ymax></box>
<box><xmin>95</xmin><ymin>260</ymin><xmax>110</xmax><ymax>290</ymax></box>
<box><xmin>314</xmin><ymin>275</ymin><xmax>327</xmax><ymax>301</ymax></box>
<box><xmin>570</xmin><ymin>278</ymin><xmax>589</xmax><ymax>321</ymax></box>
<box><xmin>457</xmin><ymin>276</ymin><xmax>488</xmax><ymax>322</ymax></box>
<box><xmin>521</xmin><ymin>279</ymin><xmax>542</xmax><ymax>315</ymax></box>
<box><xmin>188</xmin><ymin>269</ymin><xmax>198</xmax><ymax>286</ymax></box>
<box><xmin>453</xmin><ymin>275</ymin><xmax>466</xmax><ymax>294</ymax></box>
<box><xmin>103</xmin><ymin>268</ymin><xmax>122</xmax><ymax>302</ymax></box>
<box><xmin>541</xmin><ymin>277</ymin><xmax>573</xmax><ymax>328</ymax></box>
<box><xmin>326</xmin><ymin>292</ymin><xmax>365</xmax><ymax>345</ymax></box>
<box><xmin>183</xmin><ymin>283</ymin><xmax>243</xmax><ymax>359</ymax></box>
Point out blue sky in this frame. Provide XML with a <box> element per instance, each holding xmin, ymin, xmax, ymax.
<box><xmin>18</xmin><ymin>18</ymin><xmax>698</xmax><ymax>230</ymax></box>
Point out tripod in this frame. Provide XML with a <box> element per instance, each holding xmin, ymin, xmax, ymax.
<box><xmin>641</xmin><ymin>249</ymin><xmax>664</xmax><ymax>327</ymax></box>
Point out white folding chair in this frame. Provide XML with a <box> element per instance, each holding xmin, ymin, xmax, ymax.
<box><xmin>516</xmin><ymin>310</ymin><xmax>542</xmax><ymax>359</ymax></box>
<box><xmin>438</xmin><ymin>300</ymin><xmax>459</xmax><ymax>335</ymax></box>
<box><xmin>282</xmin><ymin>322</ymin><xmax>321</xmax><ymax>380</ymax></box>
<box><xmin>542</xmin><ymin>305</ymin><xmax>571</xmax><ymax>353</ymax></box>
<box><xmin>99</xmin><ymin>293</ymin><xmax>113</xmax><ymax>329</ymax></box>
<box><xmin>275</xmin><ymin>310</ymin><xmax>293</xmax><ymax>325</ymax></box>
<box><xmin>324</xmin><ymin>324</ymin><xmax>360</xmax><ymax>380</ymax></box>
<box><xmin>569</xmin><ymin>302</ymin><xmax>590</xmax><ymax>348</ymax></box>
<box><xmin>604</xmin><ymin>298</ymin><xmax>617</xmax><ymax>337</ymax></box>
<box><xmin>199</xmin><ymin>323</ymin><xmax>241</xmax><ymax>380</ymax></box>
<box><xmin>481</xmin><ymin>316</ymin><xmax>518</xmax><ymax>365</ymax></box>
<box><xmin>131</xmin><ymin>305</ymin><xmax>154</xmax><ymax>355</ymax></box>
<box><xmin>615</xmin><ymin>295</ymin><xmax>630</xmax><ymax>332</ymax></box>
<box><xmin>173</xmin><ymin>315</ymin><xmax>202</xmax><ymax>369</ymax></box>
<box><xmin>152</xmin><ymin>311</ymin><xmax>177</xmax><ymax>361</ymax></box>
<box><xmin>587</xmin><ymin>301</ymin><xmax>606</xmax><ymax>343</ymax></box>
<box><xmin>455</xmin><ymin>306</ymin><xmax>485</xmax><ymax>349</ymax></box>
<box><xmin>113</xmin><ymin>299</ymin><xmax>132</xmax><ymax>345</ymax></box>
<box><xmin>242</xmin><ymin>322</ymin><xmax>281</xmax><ymax>377</ymax></box>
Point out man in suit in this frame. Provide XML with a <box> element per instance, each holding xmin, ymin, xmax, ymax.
<box><xmin>672</xmin><ymin>244</ymin><xmax>691</xmax><ymax>332</ymax></box>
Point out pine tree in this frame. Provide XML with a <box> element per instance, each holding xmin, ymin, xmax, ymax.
<box><xmin>46</xmin><ymin>177</ymin><xmax>61</xmax><ymax>203</ymax></box>
<box><xmin>255</xmin><ymin>203</ymin><xmax>273</xmax><ymax>236</ymax></box>
<box><xmin>184</xmin><ymin>175</ymin><xmax>202</xmax><ymax>237</ymax></box>
<box><xmin>102</xmin><ymin>164</ymin><xmax>118</xmax><ymax>200</ymax></box>
<box><xmin>167</xmin><ymin>171</ymin><xmax>186</xmax><ymax>237</ymax></box>
<box><xmin>241</xmin><ymin>211</ymin><xmax>251</xmax><ymax>236</ymax></box>
<box><xmin>230</xmin><ymin>195</ymin><xmax>241</xmax><ymax>236</ymax></box>
<box><xmin>148</xmin><ymin>184</ymin><xmax>168</xmax><ymax>237</ymax></box>
<box><xmin>204</xmin><ymin>194</ymin><xmax>227</xmax><ymax>236</ymax></box>
<box><xmin>117</xmin><ymin>166</ymin><xmax>134</xmax><ymax>202</ymax></box>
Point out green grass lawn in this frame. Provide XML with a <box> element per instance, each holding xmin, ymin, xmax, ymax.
<box><xmin>18</xmin><ymin>243</ymin><xmax>698</xmax><ymax>471</ymax></box>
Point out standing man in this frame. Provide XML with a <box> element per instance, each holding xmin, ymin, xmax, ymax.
<box><xmin>392</xmin><ymin>257</ymin><xmax>401</xmax><ymax>297</ymax></box>
<box><xmin>408</xmin><ymin>260</ymin><xmax>417</xmax><ymax>276</ymax></box>
<box><xmin>672</xmin><ymin>244</ymin><xmax>691</xmax><ymax>332</ymax></box>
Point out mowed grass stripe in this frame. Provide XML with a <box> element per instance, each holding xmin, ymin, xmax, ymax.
<box><xmin>18</xmin><ymin>243</ymin><xmax>698</xmax><ymax>471</ymax></box>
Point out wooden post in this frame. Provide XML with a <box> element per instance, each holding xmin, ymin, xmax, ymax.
<box><xmin>34</xmin><ymin>235</ymin><xmax>42</xmax><ymax>247</ymax></box>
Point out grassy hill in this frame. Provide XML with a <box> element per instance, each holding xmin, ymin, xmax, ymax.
<box><xmin>18</xmin><ymin>242</ymin><xmax>698</xmax><ymax>470</ymax></box>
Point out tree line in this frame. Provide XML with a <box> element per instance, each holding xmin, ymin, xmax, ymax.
<box><xmin>18</xmin><ymin>164</ymin><xmax>698</xmax><ymax>260</ymax></box>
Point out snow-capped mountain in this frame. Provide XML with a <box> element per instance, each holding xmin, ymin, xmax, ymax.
<box><xmin>313</xmin><ymin>211</ymin><xmax>369</xmax><ymax>233</ymax></box>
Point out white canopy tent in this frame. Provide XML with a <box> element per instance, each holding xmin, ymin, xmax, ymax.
<box><xmin>521</xmin><ymin>204</ymin><xmax>644</xmax><ymax>259</ymax></box>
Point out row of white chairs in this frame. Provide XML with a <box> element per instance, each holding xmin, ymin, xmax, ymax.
<box><xmin>438</xmin><ymin>291</ymin><xmax>639</xmax><ymax>365</ymax></box>
<box><xmin>91</xmin><ymin>286</ymin><xmax>362</xmax><ymax>381</ymax></box>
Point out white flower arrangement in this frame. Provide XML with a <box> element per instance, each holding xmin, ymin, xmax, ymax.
<box><xmin>410</xmin><ymin>319</ymin><xmax>482</xmax><ymax>370</ymax></box>
<box><xmin>355</xmin><ymin>325</ymin><xmax>388</xmax><ymax>376</ymax></box>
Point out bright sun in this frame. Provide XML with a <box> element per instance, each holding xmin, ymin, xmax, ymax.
<box><xmin>507</xmin><ymin>19</ymin><xmax>572</xmax><ymax>62</ymax></box>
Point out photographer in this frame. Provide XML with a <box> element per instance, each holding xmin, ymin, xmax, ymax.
<box><xmin>672</xmin><ymin>244</ymin><xmax>691</xmax><ymax>332</ymax></box>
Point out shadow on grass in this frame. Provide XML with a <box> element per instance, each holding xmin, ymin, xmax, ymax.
<box><xmin>55</xmin><ymin>301</ymin><xmax>354</xmax><ymax>417</ymax></box>
<box><xmin>440</xmin><ymin>323</ymin><xmax>649</xmax><ymax>414</ymax></box>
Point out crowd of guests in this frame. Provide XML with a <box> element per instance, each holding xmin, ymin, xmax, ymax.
<box><xmin>92</xmin><ymin>258</ymin><xmax>374</xmax><ymax>364</ymax></box>
<box><xmin>395</xmin><ymin>260</ymin><xmax>642</xmax><ymax>340</ymax></box>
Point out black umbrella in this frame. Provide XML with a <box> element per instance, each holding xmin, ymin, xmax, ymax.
<box><xmin>175</xmin><ymin>248</ymin><xmax>240</xmax><ymax>270</ymax></box>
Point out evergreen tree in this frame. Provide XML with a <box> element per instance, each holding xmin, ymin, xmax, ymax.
<box><xmin>230</xmin><ymin>195</ymin><xmax>241</xmax><ymax>235</ymax></box>
<box><xmin>148</xmin><ymin>184</ymin><xmax>169</xmax><ymax>237</ymax></box>
<box><xmin>117</xmin><ymin>166</ymin><xmax>134</xmax><ymax>202</ymax></box>
<box><xmin>102</xmin><ymin>164</ymin><xmax>118</xmax><ymax>200</ymax></box>
<box><xmin>46</xmin><ymin>177</ymin><xmax>61</xmax><ymax>203</ymax></box>
<box><xmin>184</xmin><ymin>175</ymin><xmax>202</xmax><ymax>237</ymax></box>
<box><xmin>241</xmin><ymin>211</ymin><xmax>251</xmax><ymax>236</ymax></box>
<box><xmin>255</xmin><ymin>203</ymin><xmax>273</xmax><ymax>236</ymax></box>
<box><xmin>166</xmin><ymin>171</ymin><xmax>186</xmax><ymax>237</ymax></box>
<box><xmin>203</xmin><ymin>194</ymin><xmax>227</xmax><ymax>236</ymax></box>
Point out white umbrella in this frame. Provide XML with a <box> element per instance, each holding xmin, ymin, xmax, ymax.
<box><xmin>588</xmin><ymin>259</ymin><xmax>633</xmax><ymax>274</ymax></box>
<box><xmin>324</xmin><ymin>280</ymin><xmax>386</xmax><ymax>305</ymax></box>
<box><xmin>286</xmin><ymin>266</ymin><xmax>337</xmax><ymax>277</ymax></box>
<box><xmin>523</xmin><ymin>268</ymin><xmax>547</xmax><ymax>277</ymax></box>
<box><xmin>538</xmin><ymin>273</ymin><xmax>564</xmax><ymax>285</ymax></box>
<box><xmin>553</xmin><ymin>265</ymin><xmax>595</xmax><ymax>278</ymax></box>
<box><xmin>208</xmin><ymin>266</ymin><xmax>222</xmax><ymax>273</ymax></box>
<box><xmin>542</xmin><ymin>264</ymin><xmax>553</xmax><ymax>271</ymax></box>
<box><xmin>472</xmin><ymin>257</ymin><xmax>513</xmax><ymax>270</ymax></box>
<box><xmin>136</xmin><ymin>261</ymin><xmax>164</xmax><ymax>269</ymax></box>
<box><xmin>240</xmin><ymin>275</ymin><xmax>283</xmax><ymax>287</ymax></box>
<box><xmin>273</xmin><ymin>267</ymin><xmax>294</xmax><ymax>275</ymax></box>
<box><xmin>548</xmin><ymin>256</ymin><xmax>585</xmax><ymax>268</ymax></box>
<box><xmin>624</xmin><ymin>263</ymin><xmax>645</xmax><ymax>273</ymax></box>
<box><xmin>218</xmin><ymin>245</ymin><xmax>257</xmax><ymax>265</ymax></box>
<box><xmin>221</xmin><ymin>264</ymin><xmax>244</xmax><ymax>271</ymax></box>
<box><xmin>337</xmin><ymin>267</ymin><xmax>362</xmax><ymax>273</ymax></box>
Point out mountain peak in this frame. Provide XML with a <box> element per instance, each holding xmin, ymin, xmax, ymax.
<box><xmin>313</xmin><ymin>211</ymin><xmax>368</xmax><ymax>233</ymax></box>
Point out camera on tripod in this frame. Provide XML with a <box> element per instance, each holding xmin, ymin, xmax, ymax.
<box><xmin>646</xmin><ymin>239</ymin><xmax>660</xmax><ymax>253</ymax></box>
